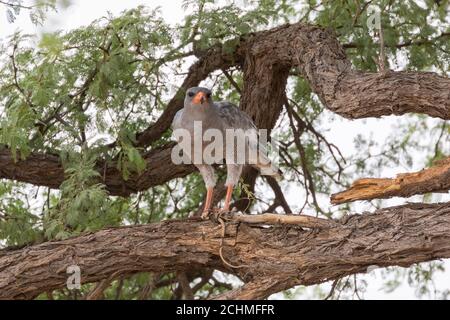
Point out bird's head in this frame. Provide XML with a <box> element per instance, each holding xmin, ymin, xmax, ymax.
<box><xmin>185</xmin><ymin>87</ymin><xmax>212</xmax><ymax>108</ymax></box>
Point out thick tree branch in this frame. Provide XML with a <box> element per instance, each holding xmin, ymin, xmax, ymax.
<box><xmin>0</xmin><ymin>143</ymin><xmax>194</xmax><ymax>197</ymax></box>
<box><xmin>135</xmin><ymin>23</ymin><xmax>450</xmax><ymax>148</ymax></box>
<box><xmin>246</xmin><ymin>24</ymin><xmax>450</xmax><ymax>120</ymax></box>
<box><xmin>2</xmin><ymin>202</ymin><xmax>450</xmax><ymax>299</ymax></box>
<box><xmin>331</xmin><ymin>157</ymin><xmax>450</xmax><ymax>204</ymax></box>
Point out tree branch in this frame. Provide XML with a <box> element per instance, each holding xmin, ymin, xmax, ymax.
<box><xmin>0</xmin><ymin>0</ymin><xmax>33</xmax><ymax>10</ymax></box>
<box><xmin>2</xmin><ymin>202</ymin><xmax>450</xmax><ymax>299</ymax></box>
<box><xmin>0</xmin><ymin>143</ymin><xmax>194</xmax><ymax>197</ymax></box>
<box><xmin>266</xmin><ymin>176</ymin><xmax>293</xmax><ymax>214</ymax></box>
<box><xmin>228</xmin><ymin>212</ymin><xmax>336</xmax><ymax>228</ymax></box>
<box><xmin>331</xmin><ymin>157</ymin><xmax>450</xmax><ymax>204</ymax></box>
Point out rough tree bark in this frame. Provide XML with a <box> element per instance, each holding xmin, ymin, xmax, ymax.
<box><xmin>1</xmin><ymin>202</ymin><xmax>450</xmax><ymax>300</ymax></box>
<box><xmin>331</xmin><ymin>157</ymin><xmax>450</xmax><ymax>204</ymax></box>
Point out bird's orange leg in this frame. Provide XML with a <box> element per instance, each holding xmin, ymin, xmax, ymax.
<box><xmin>201</xmin><ymin>187</ymin><xmax>214</xmax><ymax>219</ymax></box>
<box><xmin>222</xmin><ymin>185</ymin><xmax>234</xmax><ymax>212</ymax></box>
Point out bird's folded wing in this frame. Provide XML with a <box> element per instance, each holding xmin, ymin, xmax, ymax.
<box><xmin>214</xmin><ymin>101</ymin><xmax>257</xmax><ymax>130</ymax></box>
<box><xmin>171</xmin><ymin>109</ymin><xmax>184</xmax><ymax>130</ymax></box>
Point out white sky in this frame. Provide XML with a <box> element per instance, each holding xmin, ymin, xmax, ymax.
<box><xmin>0</xmin><ymin>0</ymin><xmax>449</xmax><ymax>300</ymax></box>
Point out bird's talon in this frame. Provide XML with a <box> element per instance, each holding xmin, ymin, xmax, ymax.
<box><xmin>201</xmin><ymin>210</ymin><xmax>211</xmax><ymax>220</ymax></box>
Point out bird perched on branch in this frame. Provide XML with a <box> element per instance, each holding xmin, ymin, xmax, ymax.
<box><xmin>171</xmin><ymin>87</ymin><xmax>281</xmax><ymax>219</ymax></box>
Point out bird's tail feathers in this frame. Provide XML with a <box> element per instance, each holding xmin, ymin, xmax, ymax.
<box><xmin>247</xmin><ymin>141</ymin><xmax>282</xmax><ymax>180</ymax></box>
<box><xmin>256</xmin><ymin>161</ymin><xmax>282</xmax><ymax>181</ymax></box>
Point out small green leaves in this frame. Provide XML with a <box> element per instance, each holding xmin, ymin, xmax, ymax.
<box><xmin>39</xmin><ymin>33</ymin><xmax>63</xmax><ymax>59</ymax></box>
<box><xmin>222</xmin><ymin>38</ymin><xmax>240</xmax><ymax>55</ymax></box>
<box><xmin>44</xmin><ymin>148</ymin><xmax>110</xmax><ymax>240</ymax></box>
<box><xmin>117</xmin><ymin>144</ymin><xmax>147</xmax><ymax>181</ymax></box>
<box><xmin>0</xmin><ymin>182</ymin><xmax>41</xmax><ymax>246</ymax></box>
<box><xmin>0</xmin><ymin>103</ymin><xmax>34</xmax><ymax>161</ymax></box>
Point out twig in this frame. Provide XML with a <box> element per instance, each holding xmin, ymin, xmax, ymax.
<box><xmin>377</xmin><ymin>14</ymin><xmax>386</xmax><ymax>73</ymax></box>
<box><xmin>222</xmin><ymin>69</ymin><xmax>242</xmax><ymax>94</ymax></box>
<box><xmin>177</xmin><ymin>272</ymin><xmax>194</xmax><ymax>300</ymax></box>
<box><xmin>228</xmin><ymin>212</ymin><xmax>338</xmax><ymax>229</ymax></box>
<box><xmin>139</xmin><ymin>273</ymin><xmax>160</xmax><ymax>300</ymax></box>
<box><xmin>192</xmin><ymin>277</ymin><xmax>212</xmax><ymax>294</ymax></box>
<box><xmin>85</xmin><ymin>278</ymin><xmax>111</xmax><ymax>300</ymax></box>
<box><xmin>287</xmin><ymin>97</ymin><xmax>346</xmax><ymax>176</ymax></box>
<box><xmin>266</xmin><ymin>176</ymin><xmax>292</xmax><ymax>214</ymax></box>
<box><xmin>46</xmin><ymin>291</ymin><xmax>54</xmax><ymax>300</ymax></box>
<box><xmin>353</xmin><ymin>274</ymin><xmax>362</xmax><ymax>300</ymax></box>
<box><xmin>285</xmin><ymin>99</ymin><xmax>323</xmax><ymax>214</ymax></box>
<box><xmin>433</xmin><ymin>122</ymin><xmax>447</xmax><ymax>160</ymax></box>
<box><xmin>324</xmin><ymin>277</ymin><xmax>341</xmax><ymax>300</ymax></box>
<box><xmin>343</xmin><ymin>32</ymin><xmax>450</xmax><ymax>49</ymax></box>
<box><xmin>0</xmin><ymin>0</ymin><xmax>33</xmax><ymax>10</ymax></box>
<box><xmin>218</xmin><ymin>215</ymin><xmax>248</xmax><ymax>269</ymax></box>
<box><xmin>115</xmin><ymin>277</ymin><xmax>124</xmax><ymax>300</ymax></box>
<box><xmin>10</xmin><ymin>44</ymin><xmax>36</xmax><ymax>113</ymax></box>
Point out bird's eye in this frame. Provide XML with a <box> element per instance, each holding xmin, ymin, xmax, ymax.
<box><xmin>206</xmin><ymin>92</ymin><xmax>211</xmax><ymax>98</ymax></box>
<box><xmin>188</xmin><ymin>92</ymin><xmax>194</xmax><ymax>97</ymax></box>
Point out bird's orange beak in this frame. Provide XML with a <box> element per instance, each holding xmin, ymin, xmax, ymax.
<box><xmin>192</xmin><ymin>92</ymin><xmax>207</xmax><ymax>105</ymax></box>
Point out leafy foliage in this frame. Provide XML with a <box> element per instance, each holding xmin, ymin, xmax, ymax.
<box><xmin>44</xmin><ymin>149</ymin><xmax>112</xmax><ymax>240</ymax></box>
<box><xmin>1</xmin><ymin>0</ymin><xmax>69</xmax><ymax>24</ymax></box>
<box><xmin>0</xmin><ymin>0</ymin><xmax>449</xmax><ymax>299</ymax></box>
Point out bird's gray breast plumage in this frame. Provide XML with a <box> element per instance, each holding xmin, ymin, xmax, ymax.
<box><xmin>171</xmin><ymin>98</ymin><xmax>279</xmax><ymax>178</ymax></box>
<box><xmin>171</xmin><ymin>101</ymin><xmax>257</xmax><ymax>132</ymax></box>
<box><xmin>172</xmin><ymin>101</ymin><xmax>262</xmax><ymax>158</ymax></box>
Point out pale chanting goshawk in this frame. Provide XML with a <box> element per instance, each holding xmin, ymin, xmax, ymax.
<box><xmin>171</xmin><ymin>87</ymin><xmax>281</xmax><ymax>218</ymax></box>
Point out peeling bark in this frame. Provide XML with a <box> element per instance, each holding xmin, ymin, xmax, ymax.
<box><xmin>1</xmin><ymin>202</ymin><xmax>450</xmax><ymax>300</ymax></box>
<box><xmin>230</xmin><ymin>212</ymin><xmax>337</xmax><ymax>228</ymax></box>
<box><xmin>331</xmin><ymin>157</ymin><xmax>450</xmax><ymax>204</ymax></box>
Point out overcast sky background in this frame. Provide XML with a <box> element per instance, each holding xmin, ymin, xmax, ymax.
<box><xmin>0</xmin><ymin>0</ymin><xmax>449</xmax><ymax>299</ymax></box>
